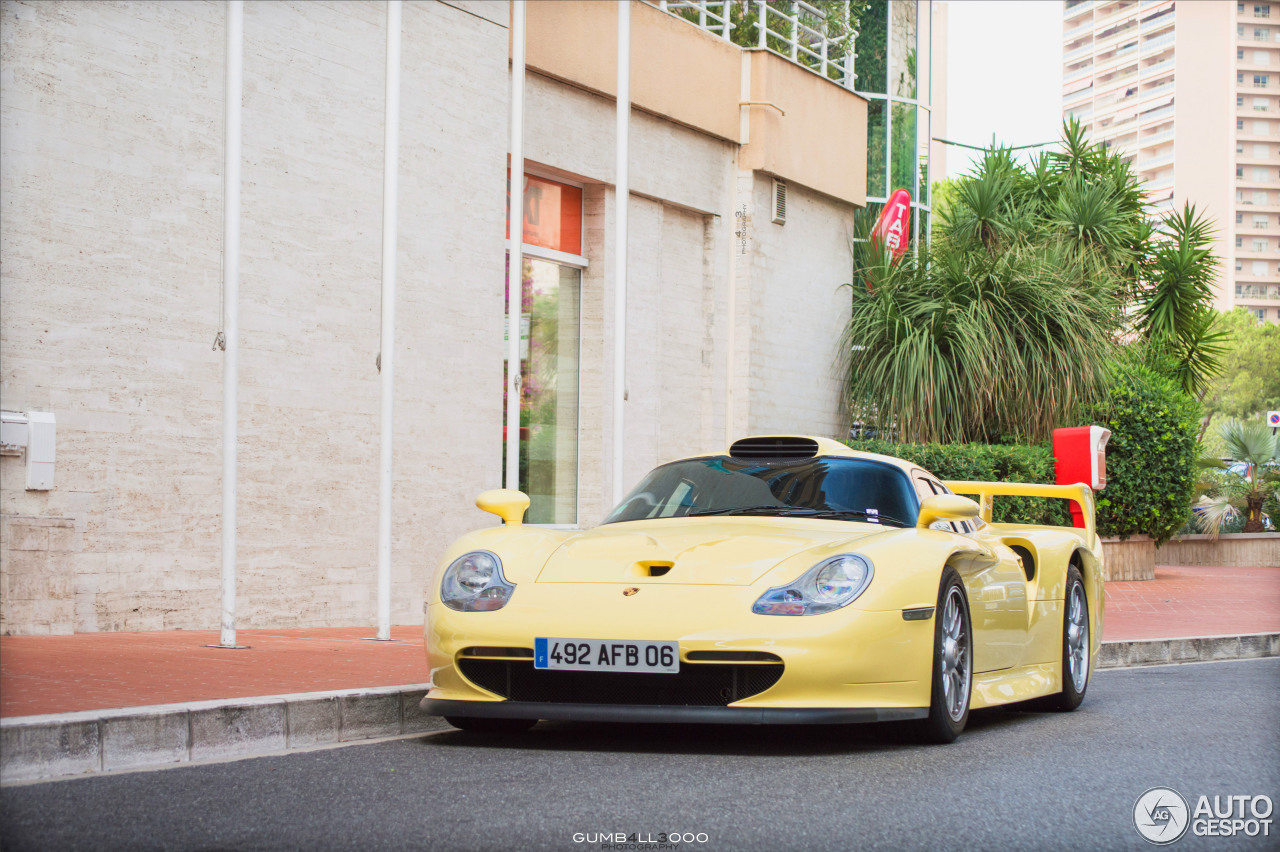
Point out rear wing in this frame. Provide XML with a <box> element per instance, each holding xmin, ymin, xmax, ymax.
<box><xmin>943</xmin><ymin>480</ymin><xmax>1097</xmax><ymax>546</ymax></box>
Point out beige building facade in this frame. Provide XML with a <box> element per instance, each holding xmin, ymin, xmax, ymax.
<box><xmin>1063</xmin><ymin>0</ymin><xmax>1280</xmax><ymax>323</ymax></box>
<box><xmin>0</xmin><ymin>1</ymin><xmax>928</xmax><ymax>635</ymax></box>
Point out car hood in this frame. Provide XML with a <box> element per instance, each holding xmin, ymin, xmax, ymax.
<box><xmin>534</xmin><ymin>516</ymin><xmax>893</xmax><ymax>586</ymax></box>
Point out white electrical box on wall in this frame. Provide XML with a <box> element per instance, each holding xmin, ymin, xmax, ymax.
<box><xmin>25</xmin><ymin>411</ymin><xmax>56</xmax><ymax>490</ymax></box>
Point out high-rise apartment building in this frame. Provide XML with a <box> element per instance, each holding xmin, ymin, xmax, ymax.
<box><xmin>1063</xmin><ymin>0</ymin><xmax>1280</xmax><ymax>324</ymax></box>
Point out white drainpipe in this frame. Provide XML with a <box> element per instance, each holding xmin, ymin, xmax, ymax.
<box><xmin>375</xmin><ymin>0</ymin><xmax>402</xmax><ymax>641</ymax></box>
<box><xmin>612</xmin><ymin>0</ymin><xmax>631</xmax><ymax>507</ymax></box>
<box><xmin>506</xmin><ymin>0</ymin><xmax>526</xmax><ymax>492</ymax></box>
<box><xmin>218</xmin><ymin>0</ymin><xmax>243</xmax><ymax>649</ymax></box>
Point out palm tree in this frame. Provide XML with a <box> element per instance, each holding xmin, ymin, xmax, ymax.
<box><xmin>1193</xmin><ymin>418</ymin><xmax>1280</xmax><ymax>535</ymax></box>
<box><xmin>1134</xmin><ymin>204</ymin><xmax>1228</xmax><ymax>398</ymax></box>
<box><xmin>843</xmin><ymin>121</ymin><xmax>1130</xmax><ymax>443</ymax></box>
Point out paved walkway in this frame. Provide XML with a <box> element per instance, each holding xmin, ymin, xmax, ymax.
<box><xmin>1102</xmin><ymin>565</ymin><xmax>1280</xmax><ymax>641</ymax></box>
<box><xmin>1</xmin><ymin>565</ymin><xmax>1277</xmax><ymax>719</ymax></box>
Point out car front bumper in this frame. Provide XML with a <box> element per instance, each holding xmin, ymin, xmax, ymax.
<box><xmin>420</xmin><ymin>696</ymin><xmax>928</xmax><ymax>725</ymax></box>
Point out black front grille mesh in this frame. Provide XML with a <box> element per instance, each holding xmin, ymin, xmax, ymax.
<box><xmin>457</xmin><ymin>659</ymin><xmax>783</xmax><ymax>706</ymax></box>
<box><xmin>729</xmin><ymin>436</ymin><xmax>819</xmax><ymax>460</ymax></box>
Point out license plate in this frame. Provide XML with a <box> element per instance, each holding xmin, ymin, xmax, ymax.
<box><xmin>534</xmin><ymin>638</ymin><xmax>679</xmax><ymax>673</ymax></box>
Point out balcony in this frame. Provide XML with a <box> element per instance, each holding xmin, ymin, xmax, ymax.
<box><xmin>1064</xmin><ymin>20</ymin><xmax>1095</xmax><ymax>40</ymax></box>
<box><xmin>1065</xmin><ymin>64</ymin><xmax>1095</xmax><ymax>84</ymax></box>
<box><xmin>1140</xmin><ymin>128</ymin><xmax>1175</xmax><ymax>147</ymax></box>
<box><xmin>1065</xmin><ymin>43</ymin><xmax>1094</xmax><ymax>63</ymax></box>
<box><xmin>1143</xmin><ymin>31</ymin><xmax>1175</xmax><ymax>52</ymax></box>
<box><xmin>1140</xmin><ymin>102</ymin><xmax>1175</xmax><ymax>122</ymax></box>
<box><xmin>1064</xmin><ymin>86</ymin><xmax>1095</xmax><ymax>105</ymax></box>
<box><xmin>1141</xmin><ymin>10</ymin><xmax>1175</xmax><ymax>32</ymax></box>
<box><xmin>657</xmin><ymin>1</ymin><xmax>854</xmax><ymax>88</ymax></box>
<box><xmin>1065</xmin><ymin>1</ymin><xmax>1095</xmax><ymax>20</ymax></box>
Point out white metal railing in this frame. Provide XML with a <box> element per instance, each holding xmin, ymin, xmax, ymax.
<box><xmin>1140</xmin><ymin>102</ymin><xmax>1175</xmax><ymax>122</ymax></box>
<box><xmin>657</xmin><ymin>0</ymin><xmax>856</xmax><ymax>88</ymax></box>
<box><xmin>1142</xmin><ymin>31</ymin><xmax>1175</xmax><ymax>52</ymax></box>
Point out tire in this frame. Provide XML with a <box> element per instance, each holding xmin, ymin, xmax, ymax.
<box><xmin>444</xmin><ymin>716</ymin><xmax>537</xmax><ymax>734</ymax></box>
<box><xmin>1045</xmin><ymin>565</ymin><xmax>1090</xmax><ymax>712</ymax></box>
<box><xmin>914</xmin><ymin>567</ymin><xmax>972</xmax><ymax>744</ymax></box>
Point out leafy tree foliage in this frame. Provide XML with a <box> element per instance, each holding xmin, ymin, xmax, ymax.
<box><xmin>1201</xmin><ymin>308</ymin><xmax>1280</xmax><ymax>423</ymax></box>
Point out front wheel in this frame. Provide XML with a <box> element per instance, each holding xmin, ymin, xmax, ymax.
<box><xmin>914</xmin><ymin>567</ymin><xmax>972</xmax><ymax>744</ymax></box>
<box><xmin>444</xmin><ymin>716</ymin><xmax>537</xmax><ymax>734</ymax></box>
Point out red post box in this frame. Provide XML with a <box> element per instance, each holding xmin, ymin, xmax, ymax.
<box><xmin>1052</xmin><ymin>425</ymin><xmax>1112</xmax><ymax>528</ymax></box>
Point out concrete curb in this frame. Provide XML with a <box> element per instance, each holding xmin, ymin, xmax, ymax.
<box><xmin>3</xmin><ymin>633</ymin><xmax>1277</xmax><ymax>783</ymax></box>
<box><xmin>0</xmin><ymin>683</ymin><xmax>445</xmax><ymax>785</ymax></box>
<box><xmin>1096</xmin><ymin>632</ymin><xmax>1280</xmax><ymax>669</ymax></box>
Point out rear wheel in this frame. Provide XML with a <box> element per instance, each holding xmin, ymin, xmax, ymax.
<box><xmin>1045</xmin><ymin>566</ymin><xmax>1090</xmax><ymax>712</ymax></box>
<box><xmin>915</xmin><ymin>568</ymin><xmax>972</xmax><ymax>744</ymax></box>
<box><xmin>444</xmin><ymin>716</ymin><xmax>537</xmax><ymax>733</ymax></box>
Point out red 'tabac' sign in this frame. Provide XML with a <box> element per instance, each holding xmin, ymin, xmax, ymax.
<box><xmin>871</xmin><ymin>188</ymin><xmax>911</xmax><ymax>260</ymax></box>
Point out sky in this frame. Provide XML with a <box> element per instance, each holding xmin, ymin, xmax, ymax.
<box><xmin>943</xmin><ymin>0</ymin><xmax>1064</xmax><ymax>178</ymax></box>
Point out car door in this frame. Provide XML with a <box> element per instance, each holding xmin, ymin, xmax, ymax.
<box><xmin>916</xmin><ymin>473</ymin><xmax>1029</xmax><ymax>672</ymax></box>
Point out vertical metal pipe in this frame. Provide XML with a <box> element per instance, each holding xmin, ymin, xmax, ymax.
<box><xmin>506</xmin><ymin>0</ymin><xmax>526</xmax><ymax>491</ymax></box>
<box><xmin>612</xmin><ymin>0</ymin><xmax>631</xmax><ymax>507</ymax></box>
<box><xmin>219</xmin><ymin>0</ymin><xmax>243</xmax><ymax>649</ymax></box>
<box><xmin>376</xmin><ymin>0</ymin><xmax>402</xmax><ymax>642</ymax></box>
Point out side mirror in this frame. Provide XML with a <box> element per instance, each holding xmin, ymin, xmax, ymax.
<box><xmin>476</xmin><ymin>489</ymin><xmax>530</xmax><ymax>526</ymax></box>
<box><xmin>916</xmin><ymin>494</ymin><xmax>981</xmax><ymax>530</ymax></box>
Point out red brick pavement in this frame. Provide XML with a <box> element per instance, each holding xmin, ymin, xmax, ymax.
<box><xmin>1103</xmin><ymin>565</ymin><xmax>1280</xmax><ymax>641</ymax></box>
<box><xmin>0</xmin><ymin>627</ymin><xmax>426</xmax><ymax>718</ymax></box>
<box><xmin>1</xmin><ymin>565</ymin><xmax>1276</xmax><ymax>718</ymax></box>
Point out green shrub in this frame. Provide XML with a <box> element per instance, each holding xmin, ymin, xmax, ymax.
<box><xmin>845</xmin><ymin>439</ymin><xmax>1071</xmax><ymax>526</ymax></box>
<box><xmin>1081</xmin><ymin>359</ymin><xmax>1201</xmax><ymax>544</ymax></box>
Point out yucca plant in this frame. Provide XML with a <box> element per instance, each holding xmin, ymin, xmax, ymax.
<box><xmin>1193</xmin><ymin>418</ymin><xmax>1280</xmax><ymax>535</ymax></box>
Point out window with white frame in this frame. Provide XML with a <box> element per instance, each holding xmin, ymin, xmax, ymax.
<box><xmin>1256</xmin><ymin>74</ymin><xmax>1271</xmax><ymax>87</ymax></box>
<box><xmin>1258</xmin><ymin>51</ymin><xmax>1273</xmax><ymax>64</ymax></box>
<box><xmin>1254</xmin><ymin>166</ymin><xmax>1272</xmax><ymax>180</ymax></box>
<box><xmin>1256</xmin><ymin>96</ymin><xmax>1271</xmax><ymax>110</ymax></box>
<box><xmin>1255</xmin><ymin>189</ymin><xmax>1270</xmax><ymax>204</ymax></box>
<box><xmin>1238</xmin><ymin>212</ymin><xmax>1246</xmax><ymax>223</ymax></box>
<box><xmin>1254</xmin><ymin>260</ymin><xmax>1270</xmax><ymax>275</ymax></box>
<box><xmin>1237</xmin><ymin>260</ymin><xmax>1245</xmax><ymax>271</ymax></box>
<box><xmin>1255</xmin><ymin>119</ymin><xmax>1270</xmax><ymax>132</ymax></box>
<box><xmin>1257</xmin><ymin>142</ymin><xmax>1272</xmax><ymax>156</ymax></box>
<box><xmin>1258</xmin><ymin>5</ymin><xmax>1272</xmax><ymax>19</ymax></box>
<box><xmin>1254</xmin><ymin>237</ymin><xmax>1269</xmax><ymax>250</ymax></box>
<box><xmin>1256</xmin><ymin>214</ymin><xmax>1270</xmax><ymax>228</ymax></box>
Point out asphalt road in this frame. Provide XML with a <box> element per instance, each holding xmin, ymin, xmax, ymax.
<box><xmin>2</xmin><ymin>659</ymin><xmax>1278</xmax><ymax>852</ymax></box>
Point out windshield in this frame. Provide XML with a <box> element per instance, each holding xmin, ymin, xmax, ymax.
<box><xmin>604</xmin><ymin>456</ymin><xmax>919</xmax><ymax>526</ymax></box>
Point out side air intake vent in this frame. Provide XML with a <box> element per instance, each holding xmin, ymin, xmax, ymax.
<box><xmin>729</xmin><ymin>436</ymin><xmax>820</xmax><ymax>460</ymax></box>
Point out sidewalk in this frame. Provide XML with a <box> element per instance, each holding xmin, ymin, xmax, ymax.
<box><xmin>1</xmin><ymin>565</ymin><xmax>1277</xmax><ymax>783</ymax></box>
<box><xmin>2</xmin><ymin>565</ymin><xmax>1277</xmax><ymax>720</ymax></box>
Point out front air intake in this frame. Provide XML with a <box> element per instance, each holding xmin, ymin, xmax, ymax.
<box><xmin>729</xmin><ymin>436</ymin><xmax>820</xmax><ymax>460</ymax></box>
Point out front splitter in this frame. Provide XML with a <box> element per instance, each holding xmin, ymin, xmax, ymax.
<box><xmin>419</xmin><ymin>697</ymin><xmax>928</xmax><ymax>725</ymax></box>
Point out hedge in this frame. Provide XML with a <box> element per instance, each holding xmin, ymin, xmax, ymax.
<box><xmin>1080</xmin><ymin>360</ymin><xmax>1200</xmax><ymax>545</ymax></box>
<box><xmin>845</xmin><ymin>439</ymin><xmax>1071</xmax><ymax>526</ymax></box>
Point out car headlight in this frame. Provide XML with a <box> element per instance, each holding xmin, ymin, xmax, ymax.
<box><xmin>752</xmin><ymin>554</ymin><xmax>874</xmax><ymax>616</ymax></box>
<box><xmin>440</xmin><ymin>551</ymin><xmax>515</xmax><ymax>612</ymax></box>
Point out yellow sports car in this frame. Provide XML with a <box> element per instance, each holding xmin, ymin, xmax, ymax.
<box><xmin>420</xmin><ymin>436</ymin><xmax>1104</xmax><ymax>742</ymax></box>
